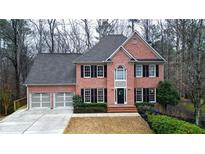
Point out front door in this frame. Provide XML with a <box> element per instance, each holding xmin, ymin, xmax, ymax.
<box><xmin>117</xmin><ymin>88</ymin><xmax>124</xmax><ymax>104</ymax></box>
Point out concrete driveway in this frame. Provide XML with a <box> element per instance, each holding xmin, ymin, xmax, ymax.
<box><xmin>0</xmin><ymin>109</ymin><xmax>72</xmax><ymax>134</ymax></box>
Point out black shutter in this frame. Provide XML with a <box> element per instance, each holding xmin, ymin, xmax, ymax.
<box><xmin>146</xmin><ymin>65</ymin><xmax>149</xmax><ymax>77</ymax></box>
<box><xmin>95</xmin><ymin>88</ymin><xmax>97</xmax><ymax>103</ymax></box>
<box><xmin>81</xmin><ymin>89</ymin><xmax>84</xmax><ymax>102</ymax></box>
<box><xmin>94</xmin><ymin>65</ymin><xmax>97</xmax><ymax>77</ymax></box>
<box><xmin>104</xmin><ymin>65</ymin><xmax>107</xmax><ymax>77</ymax></box>
<box><xmin>156</xmin><ymin>65</ymin><xmax>159</xmax><ymax>77</ymax></box>
<box><xmin>81</xmin><ymin>65</ymin><xmax>84</xmax><ymax>78</ymax></box>
<box><xmin>143</xmin><ymin>88</ymin><xmax>149</xmax><ymax>102</ymax></box>
<box><xmin>134</xmin><ymin>64</ymin><xmax>136</xmax><ymax>77</ymax></box>
<box><xmin>147</xmin><ymin>88</ymin><xmax>150</xmax><ymax>102</ymax></box>
<box><xmin>91</xmin><ymin>65</ymin><xmax>97</xmax><ymax>77</ymax></box>
<box><xmin>143</xmin><ymin>65</ymin><xmax>146</xmax><ymax>77</ymax></box>
<box><xmin>104</xmin><ymin>88</ymin><xmax>107</xmax><ymax>103</ymax></box>
<box><xmin>134</xmin><ymin>88</ymin><xmax>136</xmax><ymax>102</ymax></box>
<box><xmin>91</xmin><ymin>89</ymin><xmax>94</xmax><ymax>103</ymax></box>
<box><xmin>91</xmin><ymin>65</ymin><xmax>94</xmax><ymax>77</ymax></box>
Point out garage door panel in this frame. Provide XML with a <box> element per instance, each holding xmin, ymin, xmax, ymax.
<box><xmin>31</xmin><ymin>103</ymin><xmax>41</xmax><ymax>108</ymax></box>
<box><xmin>54</xmin><ymin>92</ymin><xmax>73</xmax><ymax>108</ymax></box>
<box><xmin>55</xmin><ymin>102</ymin><xmax>64</xmax><ymax>107</ymax></box>
<box><xmin>30</xmin><ymin>93</ymin><xmax>51</xmax><ymax>109</ymax></box>
<box><xmin>65</xmin><ymin>101</ymin><xmax>72</xmax><ymax>106</ymax></box>
<box><xmin>65</xmin><ymin>97</ymin><xmax>72</xmax><ymax>101</ymax></box>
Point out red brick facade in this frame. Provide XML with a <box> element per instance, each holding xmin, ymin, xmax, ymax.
<box><xmin>27</xmin><ymin>32</ymin><xmax>165</xmax><ymax>112</ymax></box>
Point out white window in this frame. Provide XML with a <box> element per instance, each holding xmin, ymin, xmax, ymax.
<box><xmin>84</xmin><ymin>88</ymin><xmax>91</xmax><ymax>103</ymax></box>
<box><xmin>136</xmin><ymin>88</ymin><xmax>143</xmax><ymax>102</ymax></box>
<box><xmin>149</xmin><ymin>88</ymin><xmax>156</xmax><ymax>102</ymax></box>
<box><xmin>115</xmin><ymin>66</ymin><xmax>126</xmax><ymax>80</ymax></box>
<box><xmin>84</xmin><ymin>65</ymin><xmax>91</xmax><ymax>77</ymax></box>
<box><xmin>97</xmin><ymin>88</ymin><xmax>104</xmax><ymax>103</ymax></box>
<box><xmin>97</xmin><ymin>65</ymin><xmax>104</xmax><ymax>77</ymax></box>
<box><xmin>149</xmin><ymin>65</ymin><xmax>156</xmax><ymax>77</ymax></box>
<box><xmin>136</xmin><ymin>65</ymin><xmax>143</xmax><ymax>77</ymax></box>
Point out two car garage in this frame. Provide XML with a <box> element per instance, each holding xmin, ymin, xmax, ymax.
<box><xmin>30</xmin><ymin>92</ymin><xmax>74</xmax><ymax>109</ymax></box>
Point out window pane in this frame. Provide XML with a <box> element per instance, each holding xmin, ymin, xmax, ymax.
<box><xmin>84</xmin><ymin>66</ymin><xmax>91</xmax><ymax>77</ymax></box>
<box><xmin>97</xmin><ymin>88</ymin><xmax>104</xmax><ymax>102</ymax></box>
<box><xmin>149</xmin><ymin>88</ymin><xmax>155</xmax><ymax>102</ymax></box>
<box><xmin>136</xmin><ymin>65</ymin><xmax>142</xmax><ymax>77</ymax></box>
<box><xmin>149</xmin><ymin>65</ymin><xmax>155</xmax><ymax>77</ymax></box>
<box><xmin>116</xmin><ymin>66</ymin><xmax>126</xmax><ymax>80</ymax></box>
<box><xmin>97</xmin><ymin>66</ymin><xmax>104</xmax><ymax>77</ymax></box>
<box><xmin>84</xmin><ymin>89</ymin><xmax>91</xmax><ymax>102</ymax></box>
<box><xmin>136</xmin><ymin>88</ymin><xmax>142</xmax><ymax>102</ymax></box>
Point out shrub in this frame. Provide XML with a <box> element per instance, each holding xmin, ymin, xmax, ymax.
<box><xmin>74</xmin><ymin>103</ymin><xmax>107</xmax><ymax>113</ymax></box>
<box><xmin>72</xmin><ymin>94</ymin><xmax>107</xmax><ymax>113</ymax></box>
<box><xmin>73</xmin><ymin>95</ymin><xmax>83</xmax><ymax>105</ymax></box>
<box><xmin>147</xmin><ymin>114</ymin><xmax>205</xmax><ymax>134</ymax></box>
<box><xmin>136</xmin><ymin>103</ymin><xmax>158</xmax><ymax>114</ymax></box>
<box><xmin>157</xmin><ymin>80</ymin><xmax>180</xmax><ymax>111</ymax></box>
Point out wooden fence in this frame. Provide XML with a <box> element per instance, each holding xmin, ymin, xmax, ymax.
<box><xmin>14</xmin><ymin>97</ymin><xmax>27</xmax><ymax>111</ymax></box>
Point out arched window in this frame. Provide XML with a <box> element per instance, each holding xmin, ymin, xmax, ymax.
<box><xmin>115</xmin><ymin>65</ymin><xmax>126</xmax><ymax>80</ymax></box>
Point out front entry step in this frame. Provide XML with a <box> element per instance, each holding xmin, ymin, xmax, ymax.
<box><xmin>107</xmin><ymin>106</ymin><xmax>137</xmax><ymax>113</ymax></box>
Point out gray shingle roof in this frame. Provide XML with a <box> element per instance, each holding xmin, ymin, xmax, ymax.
<box><xmin>74</xmin><ymin>35</ymin><xmax>127</xmax><ymax>63</ymax></box>
<box><xmin>24</xmin><ymin>53</ymin><xmax>81</xmax><ymax>85</ymax></box>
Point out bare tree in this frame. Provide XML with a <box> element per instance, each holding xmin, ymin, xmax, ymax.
<box><xmin>29</xmin><ymin>19</ymin><xmax>44</xmax><ymax>53</ymax></box>
<box><xmin>81</xmin><ymin>19</ymin><xmax>92</xmax><ymax>49</ymax></box>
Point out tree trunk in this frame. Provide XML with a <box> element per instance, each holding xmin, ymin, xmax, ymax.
<box><xmin>4</xmin><ymin>106</ymin><xmax>8</xmax><ymax>116</ymax></box>
<box><xmin>15</xmin><ymin>70</ymin><xmax>20</xmax><ymax>99</ymax></box>
<box><xmin>195</xmin><ymin>106</ymin><xmax>201</xmax><ymax>126</ymax></box>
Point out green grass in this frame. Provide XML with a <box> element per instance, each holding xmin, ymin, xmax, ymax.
<box><xmin>180</xmin><ymin>101</ymin><xmax>205</xmax><ymax>113</ymax></box>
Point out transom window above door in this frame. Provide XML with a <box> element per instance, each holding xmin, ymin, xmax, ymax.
<box><xmin>115</xmin><ymin>65</ymin><xmax>126</xmax><ymax>80</ymax></box>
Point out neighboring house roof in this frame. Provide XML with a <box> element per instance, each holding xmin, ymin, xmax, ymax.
<box><xmin>73</xmin><ymin>35</ymin><xmax>127</xmax><ymax>63</ymax></box>
<box><xmin>24</xmin><ymin>53</ymin><xmax>81</xmax><ymax>85</ymax></box>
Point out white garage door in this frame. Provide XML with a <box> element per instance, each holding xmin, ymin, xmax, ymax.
<box><xmin>54</xmin><ymin>92</ymin><xmax>73</xmax><ymax>108</ymax></box>
<box><xmin>30</xmin><ymin>93</ymin><xmax>51</xmax><ymax>109</ymax></box>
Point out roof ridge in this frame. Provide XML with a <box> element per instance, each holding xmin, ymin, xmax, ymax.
<box><xmin>37</xmin><ymin>53</ymin><xmax>82</xmax><ymax>55</ymax></box>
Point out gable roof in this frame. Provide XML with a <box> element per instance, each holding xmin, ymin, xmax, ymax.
<box><xmin>73</xmin><ymin>35</ymin><xmax>127</xmax><ymax>63</ymax></box>
<box><xmin>121</xmin><ymin>31</ymin><xmax>166</xmax><ymax>62</ymax></box>
<box><xmin>24</xmin><ymin>53</ymin><xmax>81</xmax><ymax>85</ymax></box>
<box><xmin>74</xmin><ymin>32</ymin><xmax>166</xmax><ymax>63</ymax></box>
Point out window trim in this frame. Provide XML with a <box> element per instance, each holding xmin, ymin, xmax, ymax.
<box><xmin>97</xmin><ymin>65</ymin><xmax>104</xmax><ymax>78</ymax></box>
<box><xmin>97</xmin><ymin>88</ymin><xmax>104</xmax><ymax>103</ymax></box>
<box><xmin>84</xmin><ymin>88</ymin><xmax>91</xmax><ymax>103</ymax></box>
<box><xmin>149</xmin><ymin>88</ymin><xmax>156</xmax><ymax>103</ymax></box>
<box><xmin>136</xmin><ymin>88</ymin><xmax>143</xmax><ymax>103</ymax></box>
<box><xmin>136</xmin><ymin>64</ymin><xmax>143</xmax><ymax>78</ymax></box>
<box><xmin>149</xmin><ymin>64</ymin><xmax>156</xmax><ymax>77</ymax></box>
<box><xmin>84</xmin><ymin>65</ymin><xmax>91</xmax><ymax>78</ymax></box>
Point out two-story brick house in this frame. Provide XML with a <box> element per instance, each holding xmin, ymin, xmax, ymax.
<box><xmin>24</xmin><ymin>31</ymin><xmax>166</xmax><ymax>112</ymax></box>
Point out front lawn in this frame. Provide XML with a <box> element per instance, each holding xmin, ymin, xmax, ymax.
<box><xmin>64</xmin><ymin>116</ymin><xmax>153</xmax><ymax>134</ymax></box>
